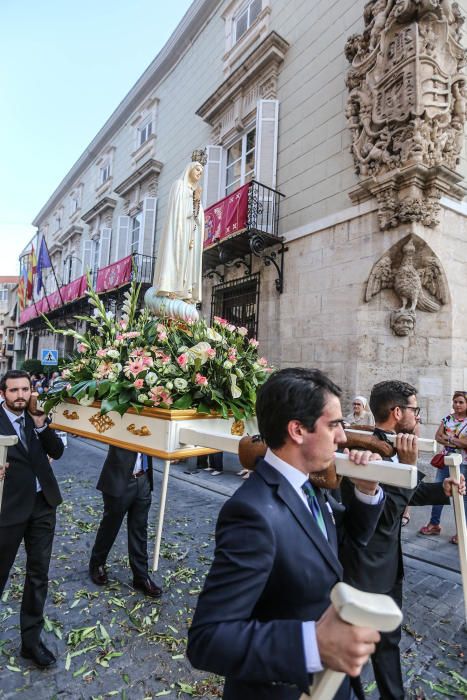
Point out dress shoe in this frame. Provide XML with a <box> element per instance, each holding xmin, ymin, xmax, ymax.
<box><xmin>89</xmin><ymin>563</ymin><xmax>108</xmax><ymax>585</ymax></box>
<box><xmin>133</xmin><ymin>577</ymin><xmax>162</xmax><ymax>598</ymax></box>
<box><xmin>21</xmin><ymin>641</ymin><xmax>56</xmax><ymax>668</ymax></box>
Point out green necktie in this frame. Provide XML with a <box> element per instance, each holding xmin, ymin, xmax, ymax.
<box><xmin>302</xmin><ymin>481</ymin><xmax>327</xmax><ymax>538</ymax></box>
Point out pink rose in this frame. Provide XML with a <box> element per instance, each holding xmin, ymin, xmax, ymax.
<box><xmin>195</xmin><ymin>373</ymin><xmax>208</xmax><ymax>386</ymax></box>
<box><xmin>213</xmin><ymin>316</ymin><xmax>228</xmax><ymax>326</ymax></box>
<box><xmin>258</xmin><ymin>357</ymin><xmax>268</xmax><ymax>367</ymax></box>
<box><xmin>237</xmin><ymin>327</ymin><xmax>248</xmax><ymax>336</ymax></box>
<box><xmin>226</xmin><ymin>324</ymin><xmax>236</xmax><ymax>332</ymax></box>
<box><xmin>133</xmin><ymin>379</ymin><xmax>144</xmax><ymax>389</ymax></box>
<box><xmin>206</xmin><ymin>348</ymin><xmax>216</xmax><ymax>359</ymax></box>
<box><xmin>96</xmin><ymin>348</ymin><xmax>107</xmax><ymax>358</ymax></box>
<box><xmin>157</xmin><ymin>331</ymin><xmax>168</xmax><ymax>342</ymax></box>
<box><xmin>177</xmin><ymin>353</ymin><xmax>189</xmax><ymax>369</ymax></box>
<box><xmin>77</xmin><ymin>343</ymin><xmax>88</xmax><ymax>353</ymax></box>
<box><xmin>249</xmin><ymin>338</ymin><xmax>259</xmax><ymax>348</ymax></box>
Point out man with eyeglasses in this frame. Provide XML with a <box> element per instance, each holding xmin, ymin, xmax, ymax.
<box><xmin>339</xmin><ymin>380</ymin><xmax>466</xmax><ymax>700</ymax></box>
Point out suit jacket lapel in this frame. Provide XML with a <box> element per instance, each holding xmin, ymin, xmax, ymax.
<box><xmin>256</xmin><ymin>460</ymin><xmax>342</xmax><ymax>578</ymax></box>
<box><xmin>0</xmin><ymin>405</ymin><xmax>28</xmax><ymax>457</ymax></box>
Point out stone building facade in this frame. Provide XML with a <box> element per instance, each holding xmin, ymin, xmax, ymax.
<box><xmin>21</xmin><ymin>0</ymin><xmax>467</xmax><ymax>433</ymax></box>
<box><xmin>0</xmin><ymin>277</ymin><xmax>19</xmax><ymax>374</ymax></box>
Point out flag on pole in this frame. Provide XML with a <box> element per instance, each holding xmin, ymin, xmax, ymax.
<box><xmin>18</xmin><ymin>264</ymin><xmax>27</xmax><ymax>311</ymax></box>
<box><xmin>36</xmin><ymin>237</ymin><xmax>52</xmax><ymax>294</ymax></box>
<box><xmin>26</xmin><ymin>244</ymin><xmax>37</xmax><ymax>301</ymax></box>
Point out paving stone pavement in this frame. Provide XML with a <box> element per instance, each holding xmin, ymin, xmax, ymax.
<box><xmin>0</xmin><ymin>438</ymin><xmax>465</xmax><ymax>699</ymax></box>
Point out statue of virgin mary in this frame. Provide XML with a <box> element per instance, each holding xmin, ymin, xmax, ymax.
<box><xmin>152</xmin><ymin>154</ymin><xmax>205</xmax><ymax>303</ymax></box>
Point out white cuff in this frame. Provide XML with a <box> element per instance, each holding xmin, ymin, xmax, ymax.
<box><xmin>302</xmin><ymin>621</ymin><xmax>324</xmax><ymax>673</ymax></box>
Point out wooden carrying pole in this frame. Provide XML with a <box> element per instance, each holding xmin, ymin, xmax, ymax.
<box><xmin>0</xmin><ymin>435</ymin><xmax>19</xmax><ymax>514</ymax></box>
<box><xmin>345</xmin><ymin>428</ymin><xmax>436</xmax><ymax>453</ymax></box>
<box><xmin>152</xmin><ymin>428</ymin><xmax>419</xmax><ymax>571</ymax></box>
<box><xmin>444</xmin><ymin>453</ymin><xmax>467</xmax><ymax>625</ymax></box>
<box><xmin>303</xmin><ymin>582</ymin><xmax>403</xmax><ymax>700</ymax></box>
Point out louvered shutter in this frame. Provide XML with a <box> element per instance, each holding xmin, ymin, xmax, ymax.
<box><xmin>98</xmin><ymin>228</ymin><xmax>112</xmax><ymax>268</ymax></box>
<box><xmin>203</xmin><ymin>145</ymin><xmax>223</xmax><ymax>208</ymax></box>
<box><xmin>140</xmin><ymin>197</ymin><xmax>157</xmax><ymax>256</ymax></box>
<box><xmin>82</xmin><ymin>240</ymin><xmax>93</xmax><ymax>274</ymax></box>
<box><xmin>116</xmin><ymin>216</ymin><xmax>130</xmax><ymax>260</ymax></box>
<box><xmin>255</xmin><ymin>99</ymin><xmax>279</xmax><ymax>189</ymax></box>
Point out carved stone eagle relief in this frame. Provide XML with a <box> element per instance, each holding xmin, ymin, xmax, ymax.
<box><xmin>365</xmin><ymin>236</ymin><xmax>449</xmax><ymax>334</ymax></box>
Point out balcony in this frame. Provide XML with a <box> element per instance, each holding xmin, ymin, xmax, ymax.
<box><xmin>19</xmin><ymin>253</ymin><xmax>155</xmax><ymax>326</ymax></box>
<box><xmin>203</xmin><ymin>180</ymin><xmax>285</xmax><ymax>291</ymax></box>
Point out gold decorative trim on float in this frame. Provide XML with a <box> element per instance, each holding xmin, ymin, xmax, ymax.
<box><xmin>89</xmin><ymin>412</ymin><xmax>115</xmax><ymax>434</ymax></box>
<box><xmin>49</xmin><ymin>398</ymin><xmax>258</xmax><ymax>459</ymax></box>
<box><xmin>127</xmin><ymin>424</ymin><xmax>151</xmax><ymax>436</ymax></box>
<box><xmin>63</xmin><ymin>409</ymin><xmax>79</xmax><ymax>420</ymax></box>
<box><xmin>231</xmin><ymin>420</ymin><xmax>245</xmax><ymax>436</ymax></box>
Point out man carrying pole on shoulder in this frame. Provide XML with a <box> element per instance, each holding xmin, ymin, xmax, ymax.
<box><xmin>340</xmin><ymin>380</ymin><xmax>466</xmax><ymax>700</ymax></box>
<box><xmin>188</xmin><ymin>367</ymin><xmax>388</xmax><ymax>700</ymax></box>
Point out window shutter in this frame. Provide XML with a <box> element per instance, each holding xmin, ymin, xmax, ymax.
<box><xmin>82</xmin><ymin>240</ymin><xmax>93</xmax><ymax>274</ymax></box>
<box><xmin>140</xmin><ymin>197</ymin><xmax>157</xmax><ymax>256</ymax></box>
<box><xmin>255</xmin><ymin>99</ymin><xmax>279</xmax><ymax>189</ymax></box>
<box><xmin>203</xmin><ymin>145</ymin><xmax>223</xmax><ymax>208</ymax></box>
<box><xmin>98</xmin><ymin>228</ymin><xmax>112</xmax><ymax>268</ymax></box>
<box><xmin>116</xmin><ymin>216</ymin><xmax>130</xmax><ymax>260</ymax></box>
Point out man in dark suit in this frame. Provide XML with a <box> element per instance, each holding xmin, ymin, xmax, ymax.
<box><xmin>0</xmin><ymin>369</ymin><xmax>64</xmax><ymax>668</ymax></box>
<box><xmin>88</xmin><ymin>446</ymin><xmax>161</xmax><ymax>598</ymax></box>
<box><xmin>340</xmin><ymin>380</ymin><xmax>466</xmax><ymax>700</ymax></box>
<box><xmin>188</xmin><ymin>367</ymin><xmax>386</xmax><ymax>700</ymax></box>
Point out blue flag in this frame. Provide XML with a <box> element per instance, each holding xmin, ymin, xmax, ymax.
<box><xmin>36</xmin><ymin>237</ymin><xmax>52</xmax><ymax>294</ymax></box>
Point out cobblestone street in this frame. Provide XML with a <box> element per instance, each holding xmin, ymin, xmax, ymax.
<box><xmin>0</xmin><ymin>438</ymin><xmax>465</xmax><ymax>699</ymax></box>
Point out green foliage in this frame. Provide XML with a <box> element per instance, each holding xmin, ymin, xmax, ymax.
<box><xmin>21</xmin><ymin>358</ymin><xmax>43</xmax><ymax>374</ymax></box>
<box><xmin>42</xmin><ymin>276</ymin><xmax>272</xmax><ymax>418</ymax></box>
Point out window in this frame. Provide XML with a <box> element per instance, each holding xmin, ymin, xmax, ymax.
<box><xmin>100</xmin><ymin>162</ymin><xmax>111</xmax><ymax>185</ymax></box>
<box><xmin>235</xmin><ymin>0</ymin><xmax>262</xmax><ymax>42</ymax></box>
<box><xmin>55</xmin><ymin>213</ymin><xmax>62</xmax><ymax>231</ymax></box>
<box><xmin>0</xmin><ymin>289</ymin><xmax>7</xmax><ymax>302</ymax></box>
<box><xmin>130</xmin><ymin>213</ymin><xmax>142</xmax><ymax>254</ymax></box>
<box><xmin>211</xmin><ymin>273</ymin><xmax>260</xmax><ymax>339</ymax></box>
<box><xmin>138</xmin><ymin>119</ymin><xmax>153</xmax><ymax>147</ymax></box>
<box><xmin>63</xmin><ymin>256</ymin><xmax>73</xmax><ymax>284</ymax></box>
<box><xmin>225</xmin><ymin>127</ymin><xmax>256</xmax><ymax>195</ymax></box>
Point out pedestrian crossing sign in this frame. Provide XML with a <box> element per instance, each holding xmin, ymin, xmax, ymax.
<box><xmin>41</xmin><ymin>349</ymin><xmax>58</xmax><ymax>365</ymax></box>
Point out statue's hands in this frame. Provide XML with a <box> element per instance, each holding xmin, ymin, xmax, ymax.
<box><xmin>193</xmin><ymin>187</ymin><xmax>201</xmax><ymax>202</ymax></box>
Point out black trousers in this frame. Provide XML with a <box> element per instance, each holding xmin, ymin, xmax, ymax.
<box><xmin>371</xmin><ymin>581</ymin><xmax>404</xmax><ymax>700</ymax></box>
<box><xmin>0</xmin><ymin>492</ymin><xmax>56</xmax><ymax>646</ymax></box>
<box><xmin>90</xmin><ymin>473</ymin><xmax>152</xmax><ymax>580</ymax></box>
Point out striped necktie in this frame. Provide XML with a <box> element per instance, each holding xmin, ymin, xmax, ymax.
<box><xmin>16</xmin><ymin>415</ymin><xmax>28</xmax><ymax>452</ymax></box>
<box><xmin>302</xmin><ymin>481</ymin><xmax>327</xmax><ymax>537</ymax></box>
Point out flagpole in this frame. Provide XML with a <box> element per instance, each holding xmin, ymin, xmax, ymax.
<box><xmin>43</xmin><ymin>238</ymin><xmax>65</xmax><ymax>308</ymax></box>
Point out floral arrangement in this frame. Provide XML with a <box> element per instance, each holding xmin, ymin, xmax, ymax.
<box><xmin>42</xmin><ymin>277</ymin><xmax>272</xmax><ymax>419</ymax></box>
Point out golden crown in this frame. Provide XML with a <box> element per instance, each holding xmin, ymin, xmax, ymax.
<box><xmin>191</xmin><ymin>147</ymin><xmax>207</xmax><ymax>166</ymax></box>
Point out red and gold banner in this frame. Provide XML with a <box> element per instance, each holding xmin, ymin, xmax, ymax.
<box><xmin>95</xmin><ymin>255</ymin><xmax>132</xmax><ymax>293</ymax></box>
<box><xmin>204</xmin><ymin>183</ymin><xmax>249</xmax><ymax>248</ymax></box>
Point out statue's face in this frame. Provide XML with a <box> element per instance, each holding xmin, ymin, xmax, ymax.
<box><xmin>391</xmin><ymin>311</ymin><xmax>415</xmax><ymax>336</ymax></box>
<box><xmin>190</xmin><ymin>164</ymin><xmax>203</xmax><ymax>182</ymax></box>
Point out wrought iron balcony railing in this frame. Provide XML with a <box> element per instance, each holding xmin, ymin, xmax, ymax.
<box><xmin>203</xmin><ymin>180</ymin><xmax>284</xmax><ymax>270</ymax></box>
<box><xmin>19</xmin><ymin>253</ymin><xmax>155</xmax><ymax>325</ymax></box>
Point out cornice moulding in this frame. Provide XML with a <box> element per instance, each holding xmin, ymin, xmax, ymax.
<box><xmin>82</xmin><ymin>197</ymin><xmax>117</xmax><ymax>224</ymax></box>
<box><xmin>114</xmin><ymin>158</ymin><xmax>163</xmax><ymax>197</ymax></box>
<box><xmin>196</xmin><ymin>31</ymin><xmax>289</xmax><ymax>124</ymax></box>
